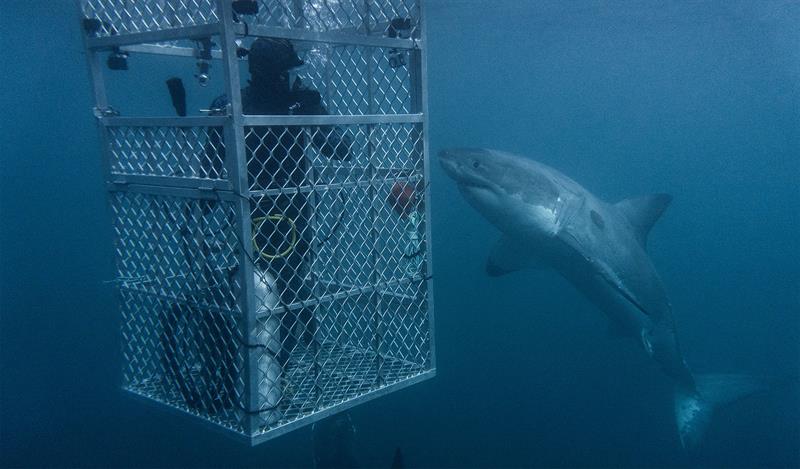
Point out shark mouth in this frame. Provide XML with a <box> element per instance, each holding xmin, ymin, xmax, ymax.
<box><xmin>458</xmin><ymin>180</ymin><xmax>493</xmax><ymax>191</ymax></box>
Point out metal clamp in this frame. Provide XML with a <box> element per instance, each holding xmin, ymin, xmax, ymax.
<box><xmin>93</xmin><ymin>106</ymin><xmax>120</xmax><ymax>118</ymax></box>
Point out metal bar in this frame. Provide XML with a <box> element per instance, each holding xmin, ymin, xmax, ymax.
<box><xmin>122</xmin><ymin>388</ymin><xmax>250</xmax><ymax>444</ymax></box>
<box><xmin>105</xmin><ymin>182</ymin><xmax>241</xmax><ymax>202</ymax></box>
<box><xmin>82</xmin><ymin>50</ymin><xmax>108</xmax><ymax>109</ymax></box>
<box><xmin>87</xmin><ymin>23</ymin><xmax>222</xmax><ymax>50</ymax></box>
<box><xmin>76</xmin><ymin>0</ymin><xmax>112</xmax><ymax>181</ymax></box>
<box><xmin>107</xmin><ymin>174</ymin><xmax>231</xmax><ymax>191</ymax></box>
<box><xmin>248</xmin><ymin>369</ymin><xmax>435</xmax><ymax>445</ymax></box>
<box><xmin>217</xmin><ymin>0</ymin><xmax>261</xmax><ymax>437</ymax></box>
<box><xmin>362</xmin><ymin>0</ymin><xmax>385</xmax><ymax>386</ymax></box>
<box><xmin>119</xmin><ymin>41</ymin><xmax>324</xmax><ymax>59</ymax></box>
<box><xmin>120</xmin><ymin>43</ymin><xmax>225</xmax><ymax>59</ymax></box>
<box><xmin>301</xmin><ymin>126</ymin><xmax>325</xmax><ymax>411</ymax></box>
<box><xmin>102</xmin><ymin>116</ymin><xmax>228</xmax><ymax>127</ymax></box>
<box><xmin>247</xmin><ymin>172</ymin><xmax>422</xmax><ymax>198</ymax></box>
<box><xmin>120</xmin><ymin>284</ymin><xmax>240</xmax><ymax>311</ymax></box>
<box><xmin>236</xmin><ymin>23</ymin><xmax>421</xmax><ymax>50</ymax></box>
<box><xmin>417</xmin><ymin>0</ymin><xmax>436</xmax><ymax>372</ymax></box>
<box><xmin>319</xmin><ymin>279</ymin><xmax>419</xmax><ymax>302</ymax></box>
<box><xmin>241</xmin><ymin>114</ymin><xmax>423</xmax><ymax>126</ymax></box>
<box><xmin>328</xmin><ymin>20</ymin><xmax>391</xmax><ymax>37</ymax></box>
<box><xmin>253</xmin><ymin>274</ymin><xmax>427</xmax><ymax>320</ymax></box>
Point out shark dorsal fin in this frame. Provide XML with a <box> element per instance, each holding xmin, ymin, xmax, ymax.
<box><xmin>615</xmin><ymin>194</ymin><xmax>672</xmax><ymax>246</ymax></box>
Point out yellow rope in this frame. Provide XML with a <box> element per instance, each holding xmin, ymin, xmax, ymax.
<box><xmin>252</xmin><ymin>214</ymin><xmax>297</xmax><ymax>260</ymax></box>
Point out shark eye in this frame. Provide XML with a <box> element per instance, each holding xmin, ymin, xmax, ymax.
<box><xmin>472</xmin><ymin>160</ymin><xmax>480</xmax><ymax>169</ymax></box>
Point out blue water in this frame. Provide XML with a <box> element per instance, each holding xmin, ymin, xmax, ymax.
<box><xmin>2</xmin><ymin>1</ymin><xmax>798</xmax><ymax>467</ymax></box>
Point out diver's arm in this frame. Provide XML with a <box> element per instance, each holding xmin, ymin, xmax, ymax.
<box><xmin>295</xmin><ymin>88</ymin><xmax>352</xmax><ymax>161</ymax></box>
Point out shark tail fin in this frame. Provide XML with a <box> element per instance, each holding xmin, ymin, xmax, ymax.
<box><xmin>674</xmin><ymin>373</ymin><xmax>767</xmax><ymax>449</ymax></box>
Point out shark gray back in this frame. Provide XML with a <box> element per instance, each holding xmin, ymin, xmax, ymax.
<box><xmin>439</xmin><ymin>147</ymin><xmax>765</xmax><ymax>449</ymax></box>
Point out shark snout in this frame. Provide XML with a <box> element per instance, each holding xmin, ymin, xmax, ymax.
<box><xmin>438</xmin><ymin>147</ymin><xmax>490</xmax><ymax>183</ymax></box>
<box><xmin>437</xmin><ymin>148</ymin><xmax>459</xmax><ymax>178</ymax></box>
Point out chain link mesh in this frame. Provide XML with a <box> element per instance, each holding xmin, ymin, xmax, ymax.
<box><xmin>111</xmin><ymin>191</ymin><xmax>247</xmax><ymax>432</ymax></box>
<box><xmin>80</xmin><ymin>1</ymin><xmax>418</xmax><ymax>38</ymax></box>
<box><xmin>254</xmin><ymin>0</ymin><xmax>419</xmax><ymax>37</ymax></box>
<box><xmin>82</xmin><ymin>0</ymin><xmax>219</xmax><ymax>36</ymax></box>
<box><xmin>294</xmin><ymin>44</ymin><xmax>413</xmax><ymax>115</ymax></box>
<box><xmin>241</xmin><ymin>122</ymin><xmax>429</xmax><ymax>434</ymax></box>
<box><xmin>108</xmin><ymin>126</ymin><xmax>227</xmax><ymax>180</ymax></box>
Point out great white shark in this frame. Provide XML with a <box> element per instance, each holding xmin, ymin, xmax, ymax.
<box><xmin>439</xmin><ymin>147</ymin><xmax>764</xmax><ymax>449</ymax></box>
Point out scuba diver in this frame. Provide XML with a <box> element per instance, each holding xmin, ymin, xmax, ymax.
<box><xmin>312</xmin><ymin>412</ymin><xmax>360</xmax><ymax>468</ymax></box>
<box><xmin>198</xmin><ymin>38</ymin><xmax>351</xmax><ymax>411</ymax></box>
<box><xmin>311</xmin><ymin>412</ymin><xmax>406</xmax><ymax>469</ymax></box>
<box><xmin>213</xmin><ymin>36</ymin><xmax>350</xmax><ymax>356</ymax></box>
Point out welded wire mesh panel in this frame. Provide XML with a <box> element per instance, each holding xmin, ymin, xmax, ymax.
<box><xmin>81</xmin><ymin>0</ymin><xmax>219</xmax><ymax>36</ymax></box>
<box><xmin>110</xmin><ymin>190</ymin><xmax>247</xmax><ymax>432</ymax></box>
<box><xmin>255</xmin><ymin>0</ymin><xmax>419</xmax><ymax>37</ymax></box>
<box><xmin>243</xmin><ymin>122</ymin><xmax>425</xmax><ymax>288</ymax></box>
<box><xmin>247</xmin><ymin>44</ymin><xmax>412</xmax><ymax>116</ymax></box>
<box><xmin>242</xmin><ymin>123</ymin><xmax>420</xmax><ymax>189</ymax></box>
<box><xmin>107</xmin><ymin>126</ymin><xmax>228</xmax><ymax>180</ymax></box>
<box><xmin>242</xmin><ymin>120</ymin><xmax>430</xmax><ymax>435</ymax></box>
<box><xmin>250</xmin><ymin>287</ymin><xmax>430</xmax><ymax>435</ymax></box>
<box><xmin>80</xmin><ymin>0</ymin><xmax>418</xmax><ymax>38</ymax></box>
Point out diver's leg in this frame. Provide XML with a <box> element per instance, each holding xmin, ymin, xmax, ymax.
<box><xmin>274</xmin><ymin>262</ymin><xmax>296</xmax><ymax>367</ymax></box>
<box><xmin>287</xmin><ymin>211</ymin><xmax>316</xmax><ymax>348</ymax></box>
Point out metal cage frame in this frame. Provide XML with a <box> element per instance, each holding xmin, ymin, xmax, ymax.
<box><xmin>78</xmin><ymin>0</ymin><xmax>434</xmax><ymax>445</ymax></box>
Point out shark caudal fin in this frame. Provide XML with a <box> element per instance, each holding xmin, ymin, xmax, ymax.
<box><xmin>674</xmin><ymin>373</ymin><xmax>767</xmax><ymax>449</ymax></box>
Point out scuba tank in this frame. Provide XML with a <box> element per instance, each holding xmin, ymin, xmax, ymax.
<box><xmin>253</xmin><ymin>269</ymin><xmax>283</xmax><ymax>427</ymax></box>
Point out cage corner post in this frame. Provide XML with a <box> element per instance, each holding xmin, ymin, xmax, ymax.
<box><xmin>411</xmin><ymin>0</ymin><xmax>436</xmax><ymax>374</ymax></box>
<box><xmin>216</xmin><ymin>0</ymin><xmax>265</xmax><ymax>440</ymax></box>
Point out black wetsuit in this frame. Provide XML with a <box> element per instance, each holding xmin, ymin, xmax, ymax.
<box><xmin>207</xmin><ymin>75</ymin><xmax>350</xmax><ymax>367</ymax></box>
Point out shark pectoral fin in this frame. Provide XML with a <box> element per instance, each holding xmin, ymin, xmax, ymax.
<box><xmin>486</xmin><ymin>236</ymin><xmax>544</xmax><ymax>277</ymax></box>
<box><xmin>614</xmin><ymin>193</ymin><xmax>672</xmax><ymax>247</ymax></box>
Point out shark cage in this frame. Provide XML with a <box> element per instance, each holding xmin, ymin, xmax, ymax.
<box><xmin>77</xmin><ymin>0</ymin><xmax>434</xmax><ymax>444</ymax></box>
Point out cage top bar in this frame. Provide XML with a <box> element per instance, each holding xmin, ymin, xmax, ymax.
<box><xmin>100</xmin><ymin>114</ymin><xmax>423</xmax><ymax>127</ymax></box>
<box><xmin>86</xmin><ymin>23</ymin><xmax>421</xmax><ymax>51</ymax></box>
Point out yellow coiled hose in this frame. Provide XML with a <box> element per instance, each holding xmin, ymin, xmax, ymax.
<box><xmin>252</xmin><ymin>214</ymin><xmax>297</xmax><ymax>260</ymax></box>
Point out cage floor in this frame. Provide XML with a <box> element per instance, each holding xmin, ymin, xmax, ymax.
<box><xmin>125</xmin><ymin>341</ymin><xmax>426</xmax><ymax>435</ymax></box>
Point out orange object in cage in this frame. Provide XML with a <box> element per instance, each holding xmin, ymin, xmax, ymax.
<box><xmin>388</xmin><ymin>181</ymin><xmax>422</xmax><ymax>217</ymax></box>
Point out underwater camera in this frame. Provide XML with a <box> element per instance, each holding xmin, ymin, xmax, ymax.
<box><xmin>387</xmin><ymin>17</ymin><xmax>413</xmax><ymax>69</ymax></box>
<box><xmin>195</xmin><ymin>37</ymin><xmax>214</xmax><ymax>86</ymax></box>
<box><xmin>107</xmin><ymin>47</ymin><xmax>129</xmax><ymax>70</ymax></box>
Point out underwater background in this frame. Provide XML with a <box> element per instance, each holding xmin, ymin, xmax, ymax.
<box><xmin>1</xmin><ymin>0</ymin><xmax>798</xmax><ymax>467</ymax></box>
